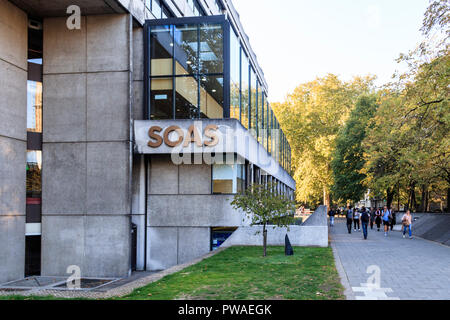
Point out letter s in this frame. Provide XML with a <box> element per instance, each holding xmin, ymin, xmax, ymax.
<box><xmin>204</xmin><ymin>125</ymin><xmax>219</xmax><ymax>147</ymax></box>
<box><xmin>148</xmin><ymin>126</ymin><xmax>163</xmax><ymax>148</ymax></box>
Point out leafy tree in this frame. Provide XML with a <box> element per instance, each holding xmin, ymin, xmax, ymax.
<box><xmin>273</xmin><ymin>74</ymin><xmax>375</xmax><ymax>207</ymax></box>
<box><xmin>331</xmin><ymin>95</ymin><xmax>378</xmax><ymax>204</ymax></box>
<box><xmin>231</xmin><ymin>183</ymin><xmax>296</xmax><ymax>257</ymax></box>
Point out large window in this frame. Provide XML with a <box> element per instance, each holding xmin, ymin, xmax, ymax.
<box><xmin>145</xmin><ymin>16</ymin><xmax>292</xmax><ymax>172</ymax></box>
<box><xmin>149</xmin><ymin>19</ymin><xmax>225</xmax><ymax>120</ymax></box>
<box><xmin>212</xmin><ymin>164</ymin><xmax>245</xmax><ymax>194</ymax></box>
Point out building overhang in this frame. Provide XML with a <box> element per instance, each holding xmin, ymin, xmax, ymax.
<box><xmin>134</xmin><ymin>119</ymin><xmax>296</xmax><ymax>190</ymax></box>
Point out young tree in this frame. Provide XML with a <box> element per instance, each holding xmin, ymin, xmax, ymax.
<box><xmin>231</xmin><ymin>183</ymin><xmax>296</xmax><ymax>257</ymax></box>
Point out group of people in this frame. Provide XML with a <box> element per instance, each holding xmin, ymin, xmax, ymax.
<box><xmin>328</xmin><ymin>206</ymin><xmax>413</xmax><ymax>240</ymax></box>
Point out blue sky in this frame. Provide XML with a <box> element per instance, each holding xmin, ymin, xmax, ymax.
<box><xmin>232</xmin><ymin>0</ymin><xmax>429</xmax><ymax>102</ymax></box>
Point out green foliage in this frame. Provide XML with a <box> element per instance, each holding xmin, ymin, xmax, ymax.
<box><xmin>331</xmin><ymin>95</ymin><xmax>379</xmax><ymax>203</ymax></box>
<box><xmin>231</xmin><ymin>183</ymin><xmax>296</xmax><ymax>256</ymax></box>
<box><xmin>121</xmin><ymin>246</ymin><xmax>345</xmax><ymax>300</ymax></box>
<box><xmin>273</xmin><ymin>74</ymin><xmax>376</xmax><ymax>206</ymax></box>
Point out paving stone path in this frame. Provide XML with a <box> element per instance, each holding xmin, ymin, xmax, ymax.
<box><xmin>330</xmin><ymin>218</ymin><xmax>450</xmax><ymax>300</ymax></box>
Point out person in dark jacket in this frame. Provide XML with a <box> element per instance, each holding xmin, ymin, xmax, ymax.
<box><xmin>390</xmin><ymin>210</ymin><xmax>396</xmax><ymax>231</ymax></box>
<box><xmin>346</xmin><ymin>206</ymin><xmax>353</xmax><ymax>234</ymax></box>
<box><xmin>328</xmin><ymin>208</ymin><xmax>336</xmax><ymax>227</ymax></box>
<box><xmin>369</xmin><ymin>207</ymin><xmax>375</xmax><ymax>230</ymax></box>
<box><xmin>375</xmin><ymin>208</ymin><xmax>382</xmax><ymax>231</ymax></box>
<box><xmin>360</xmin><ymin>207</ymin><xmax>370</xmax><ymax>240</ymax></box>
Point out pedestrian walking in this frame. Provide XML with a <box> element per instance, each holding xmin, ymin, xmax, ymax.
<box><xmin>375</xmin><ymin>208</ymin><xmax>382</xmax><ymax>231</ymax></box>
<box><xmin>346</xmin><ymin>206</ymin><xmax>353</xmax><ymax>234</ymax></box>
<box><xmin>353</xmin><ymin>208</ymin><xmax>361</xmax><ymax>231</ymax></box>
<box><xmin>390</xmin><ymin>210</ymin><xmax>396</xmax><ymax>231</ymax></box>
<box><xmin>382</xmin><ymin>206</ymin><xmax>392</xmax><ymax>237</ymax></box>
<box><xmin>360</xmin><ymin>206</ymin><xmax>370</xmax><ymax>240</ymax></box>
<box><xmin>329</xmin><ymin>208</ymin><xmax>336</xmax><ymax>227</ymax></box>
<box><xmin>402</xmin><ymin>210</ymin><xmax>413</xmax><ymax>239</ymax></box>
<box><xmin>369</xmin><ymin>207</ymin><xmax>375</xmax><ymax>230</ymax></box>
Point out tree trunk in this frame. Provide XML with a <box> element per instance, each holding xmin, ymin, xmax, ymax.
<box><xmin>263</xmin><ymin>224</ymin><xmax>267</xmax><ymax>257</ymax></box>
<box><xmin>421</xmin><ymin>185</ymin><xmax>426</xmax><ymax>213</ymax></box>
<box><xmin>386</xmin><ymin>188</ymin><xmax>394</xmax><ymax>209</ymax></box>
<box><xmin>447</xmin><ymin>187</ymin><xmax>450</xmax><ymax>213</ymax></box>
<box><xmin>411</xmin><ymin>187</ymin><xmax>416</xmax><ymax>212</ymax></box>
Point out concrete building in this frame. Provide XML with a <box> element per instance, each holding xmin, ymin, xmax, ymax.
<box><xmin>0</xmin><ymin>0</ymin><xmax>295</xmax><ymax>284</ymax></box>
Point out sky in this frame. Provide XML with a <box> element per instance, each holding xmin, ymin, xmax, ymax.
<box><xmin>231</xmin><ymin>0</ymin><xmax>430</xmax><ymax>103</ymax></box>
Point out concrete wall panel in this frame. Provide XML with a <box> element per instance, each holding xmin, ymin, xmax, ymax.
<box><xmin>86</xmin><ymin>72</ymin><xmax>130</xmax><ymax>142</ymax></box>
<box><xmin>149</xmin><ymin>156</ymin><xmax>179</xmax><ymax>195</ymax></box>
<box><xmin>179</xmin><ymin>164</ymin><xmax>211</xmax><ymax>195</ymax></box>
<box><xmin>86</xmin><ymin>142</ymin><xmax>130</xmax><ymax>215</ymax></box>
<box><xmin>147</xmin><ymin>227</ymin><xmax>178</xmax><ymax>271</ymax></box>
<box><xmin>43</xmin><ymin>17</ymin><xmax>87</xmax><ymax>74</ymax></box>
<box><xmin>43</xmin><ymin>73</ymin><xmax>87</xmax><ymax>142</ymax></box>
<box><xmin>148</xmin><ymin>195</ymin><xmax>243</xmax><ymax>227</ymax></box>
<box><xmin>84</xmin><ymin>215</ymin><xmax>130</xmax><ymax>277</ymax></box>
<box><xmin>0</xmin><ymin>136</ymin><xmax>26</xmax><ymax>216</ymax></box>
<box><xmin>0</xmin><ymin>216</ymin><xmax>25</xmax><ymax>283</ymax></box>
<box><xmin>0</xmin><ymin>59</ymin><xmax>27</xmax><ymax>141</ymax></box>
<box><xmin>41</xmin><ymin>215</ymin><xmax>85</xmax><ymax>277</ymax></box>
<box><xmin>42</xmin><ymin>143</ymin><xmax>87</xmax><ymax>215</ymax></box>
<box><xmin>0</xmin><ymin>0</ymin><xmax>27</xmax><ymax>70</ymax></box>
<box><xmin>177</xmin><ymin>227</ymin><xmax>210</xmax><ymax>265</ymax></box>
<box><xmin>87</xmin><ymin>14</ymin><xmax>129</xmax><ymax>72</ymax></box>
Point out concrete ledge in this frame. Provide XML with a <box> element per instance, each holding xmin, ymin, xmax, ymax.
<box><xmin>222</xmin><ymin>225</ymin><xmax>328</xmax><ymax>248</ymax></box>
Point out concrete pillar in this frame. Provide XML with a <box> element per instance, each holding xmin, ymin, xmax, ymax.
<box><xmin>41</xmin><ymin>14</ymin><xmax>133</xmax><ymax>278</ymax></box>
<box><xmin>0</xmin><ymin>0</ymin><xmax>28</xmax><ymax>283</ymax></box>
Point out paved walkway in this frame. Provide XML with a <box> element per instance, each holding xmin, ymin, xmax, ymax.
<box><xmin>330</xmin><ymin>218</ymin><xmax>450</xmax><ymax>300</ymax></box>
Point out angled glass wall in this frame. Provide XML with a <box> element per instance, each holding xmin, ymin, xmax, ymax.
<box><xmin>145</xmin><ymin>15</ymin><xmax>292</xmax><ymax>172</ymax></box>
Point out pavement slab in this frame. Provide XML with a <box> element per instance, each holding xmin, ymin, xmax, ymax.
<box><xmin>330</xmin><ymin>218</ymin><xmax>450</xmax><ymax>300</ymax></box>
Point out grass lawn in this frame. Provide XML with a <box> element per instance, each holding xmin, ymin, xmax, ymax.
<box><xmin>119</xmin><ymin>246</ymin><xmax>344</xmax><ymax>300</ymax></box>
<box><xmin>0</xmin><ymin>246</ymin><xmax>344</xmax><ymax>300</ymax></box>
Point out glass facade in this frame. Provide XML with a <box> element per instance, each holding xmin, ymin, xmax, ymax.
<box><xmin>146</xmin><ymin>15</ymin><xmax>292</xmax><ymax>173</ymax></box>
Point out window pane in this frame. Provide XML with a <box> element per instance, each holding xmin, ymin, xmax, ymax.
<box><xmin>27</xmin><ymin>151</ymin><xmax>42</xmax><ymax>198</ymax></box>
<box><xmin>213</xmin><ymin>164</ymin><xmax>244</xmax><ymax>194</ymax></box>
<box><xmin>27</xmin><ymin>81</ymin><xmax>42</xmax><ymax>133</ymax></box>
<box><xmin>241</xmin><ymin>54</ymin><xmax>249</xmax><ymax>129</ymax></box>
<box><xmin>151</xmin><ymin>25</ymin><xmax>173</xmax><ymax>76</ymax></box>
<box><xmin>250</xmin><ymin>69</ymin><xmax>257</xmax><ymax>133</ymax></box>
<box><xmin>258</xmin><ymin>84</ymin><xmax>263</xmax><ymax>143</ymax></box>
<box><xmin>152</xmin><ymin>0</ymin><xmax>162</xmax><ymax>18</ymax></box>
<box><xmin>151</xmin><ymin>78</ymin><xmax>173</xmax><ymax>119</ymax></box>
<box><xmin>230</xmin><ymin>29</ymin><xmax>240</xmax><ymax>121</ymax></box>
<box><xmin>176</xmin><ymin>76</ymin><xmax>199</xmax><ymax>119</ymax></box>
<box><xmin>174</xmin><ymin>24</ymin><xmax>198</xmax><ymax>75</ymax></box>
<box><xmin>199</xmin><ymin>23</ymin><xmax>223</xmax><ymax>74</ymax></box>
<box><xmin>200</xmin><ymin>75</ymin><xmax>223</xmax><ymax>119</ymax></box>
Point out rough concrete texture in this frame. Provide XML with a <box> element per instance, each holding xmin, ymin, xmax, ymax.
<box><xmin>0</xmin><ymin>0</ymin><xmax>27</xmax><ymax>71</ymax></box>
<box><xmin>0</xmin><ymin>137</ymin><xmax>26</xmax><ymax>216</ymax></box>
<box><xmin>222</xmin><ymin>206</ymin><xmax>329</xmax><ymax>248</ymax></box>
<box><xmin>86</xmin><ymin>14</ymin><xmax>130</xmax><ymax>72</ymax></box>
<box><xmin>41</xmin><ymin>13</ymin><xmax>133</xmax><ymax>278</ymax></box>
<box><xmin>41</xmin><ymin>215</ymin><xmax>130</xmax><ymax>278</ymax></box>
<box><xmin>302</xmin><ymin>205</ymin><xmax>328</xmax><ymax>226</ymax></box>
<box><xmin>86</xmin><ymin>142</ymin><xmax>130</xmax><ymax>215</ymax></box>
<box><xmin>405</xmin><ymin>214</ymin><xmax>450</xmax><ymax>246</ymax></box>
<box><xmin>87</xmin><ymin>72</ymin><xmax>130</xmax><ymax>141</ymax></box>
<box><xmin>147</xmin><ymin>227</ymin><xmax>211</xmax><ymax>271</ymax></box>
<box><xmin>148</xmin><ymin>195</ymin><xmax>245</xmax><ymax>227</ymax></box>
<box><xmin>42</xmin><ymin>143</ymin><xmax>87</xmax><ymax>215</ymax></box>
<box><xmin>179</xmin><ymin>164</ymin><xmax>212</xmax><ymax>195</ymax></box>
<box><xmin>0</xmin><ymin>216</ymin><xmax>25</xmax><ymax>284</ymax></box>
<box><xmin>0</xmin><ymin>0</ymin><xmax>27</xmax><ymax>284</ymax></box>
<box><xmin>43</xmin><ymin>73</ymin><xmax>87</xmax><ymax>142</ymax></box>
<box><xmin>222</xmin><ymin>225</ymin><xmax>329</xmax><ymax>248</ymax></box>
<box><xmin>149</xmin><ymin>156</ymin><xmax>179</xmax><ymax>195</ymax></box>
